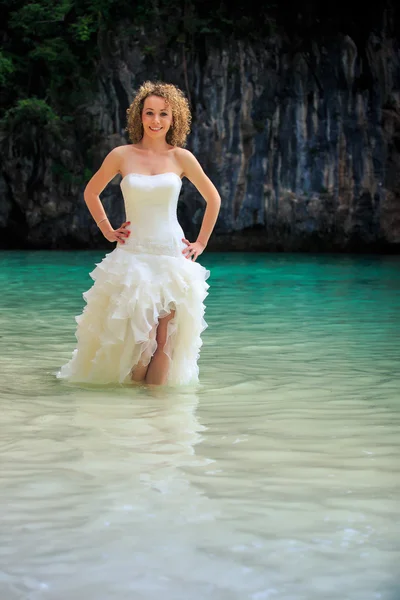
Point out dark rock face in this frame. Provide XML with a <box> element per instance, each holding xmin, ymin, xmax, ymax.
<box><xmin>1</xmin><ymin>19</ymin><xmax>399</xmax><ymax>252</ymax></box>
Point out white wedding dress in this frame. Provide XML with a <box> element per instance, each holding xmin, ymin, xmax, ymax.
<box><xmin>57</xmin><ymin>172</ymin><xmax>210</xmax><ymax>385</ymax></box>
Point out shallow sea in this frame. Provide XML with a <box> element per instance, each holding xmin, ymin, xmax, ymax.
<box><xmin>0</xmin><ymin>250</ymin><xmax>399</xmax><ymax>600</ymax></box>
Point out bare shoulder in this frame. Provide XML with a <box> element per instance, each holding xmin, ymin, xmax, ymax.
<box><xmin>109</xmin><ymin>144</ymin><xmax>130</xmax><ymax>157</ymax></box>
<box><xmin>85</xmin><ymin>145</ymin><xmax>126</xmax><ymax>193</ymax></box>
<box><xmin>99</xmin><ymin>145</ymin><xmax>125</xmax><ymax>167</ymax></box>
<box><xmin>101</xmin><ymin>144</ymin><xmax>132</xmax><ymax>171</ymax></box>
<box><xmin>98</xmin><ymin>146</ymin><xmax>124</xmax><ymax>172</ymax></box>
<box><xmin>175</xmin><ymin>147</ymin><xmax>203</xmax><ymax>177</ymax></box>
<box><xmin>175</xmin><ymin>147</ymin><xmax>220</xmax><ymax>202</ymax></box>
<box><xmin>175</xmin><ymin>147</ymin><xmax>196</xmax><ymax>162</ymax></box>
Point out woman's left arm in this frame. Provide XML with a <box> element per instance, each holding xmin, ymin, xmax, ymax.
<box><xmin>178</xmin><ymin>148</ymin><xmax>221</xmax><ymax>261</ymax></box>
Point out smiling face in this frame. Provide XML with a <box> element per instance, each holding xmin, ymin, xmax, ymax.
<box><xmin>141</xmin><ymin>95</ymin><xmax>173</xmax><ymax>139</ymax></box>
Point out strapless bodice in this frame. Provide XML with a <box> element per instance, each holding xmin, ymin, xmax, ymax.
<box><xmin>118</xmin><ymin>172</ymin><xmax>187</xmax><ymax>257</ymax></box>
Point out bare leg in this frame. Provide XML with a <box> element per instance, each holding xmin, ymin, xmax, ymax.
<box><xmin>130</xmin><ymin>361</ymin><xmax>149</xmax><ymax>383</ymax></box>
<box><xmin>130</xmin><ymin>323</ymin><xmax>157</xmax><ymax>383</ymax></box>
<box><xmin>145</xmin><ymin>310</ymin><xmax>175</xmax><ymax>386</ymax></box>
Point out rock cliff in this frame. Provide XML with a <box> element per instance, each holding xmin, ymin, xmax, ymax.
<box><xmin>1</xmin><ymin>8</ymin><xmax>399</xmax><ymax>252</ymax></box>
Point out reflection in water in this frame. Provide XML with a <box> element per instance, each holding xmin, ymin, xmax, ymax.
<box><xmin>2</xmin><ymin>383</ymin><xmax>399</xmax><ymax>600</ymax></box>
<box><xmin>1</xmin><ymin>251</ymin><xmax>400</xmax><ymax>599</ymax></box>
<box><xmin>1</xmin><ymin>388</ymin><xmax>225</xmax><ymax>599</ymax></box>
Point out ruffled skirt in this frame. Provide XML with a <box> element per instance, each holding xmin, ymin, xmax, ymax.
<box><xmin>57</xmin><ymin>247</ymin><xmax>210</xmax><ymax>385</ymax></box>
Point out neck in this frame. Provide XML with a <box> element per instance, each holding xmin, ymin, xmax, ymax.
<box><xmin>138</xmin><ymin>133</ymin><xmax>170</xmax><ymax>153</ymax></box>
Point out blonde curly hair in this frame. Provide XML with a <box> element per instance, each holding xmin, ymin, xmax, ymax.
<box><xmin>126</xmin><ymin>81</ymin><xmax>192</xmax><ymax>147</ymax></box>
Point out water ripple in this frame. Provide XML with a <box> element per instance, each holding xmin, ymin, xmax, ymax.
<box><xmin>0</xmin><ymin>251</ymin><xmax>399</xmax><ymax>599</ymax></box>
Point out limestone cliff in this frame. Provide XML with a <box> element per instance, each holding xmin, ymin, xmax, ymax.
<box><xmin>1</xmin><ymin>9</ymin><xmax>399</xmax><ymax>252</ymax></box>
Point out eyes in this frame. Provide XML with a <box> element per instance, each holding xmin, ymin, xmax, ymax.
<box><xmin>146</xmin><ymin>111</ymin><xmax>168</xmax><ymax>117</ymax></box>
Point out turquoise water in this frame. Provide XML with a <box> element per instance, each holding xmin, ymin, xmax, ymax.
<box><xmin>1</xmin><ymin>250</ymin><xmax>400</xmax><ymax>600</ymax></box>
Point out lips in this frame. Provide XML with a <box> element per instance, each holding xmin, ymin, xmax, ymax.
<box><xmin>149</xmin><ymin>127</ymin><xmax>162</xmax><ymax>131</ymax></box>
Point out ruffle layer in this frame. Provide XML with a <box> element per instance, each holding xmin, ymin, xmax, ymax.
<box><xmin>57</xmin><ymin>247</ymin><xmax>210</xmax><ymax>385</ymax></box>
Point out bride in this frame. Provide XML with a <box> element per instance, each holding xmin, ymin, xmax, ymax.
<box><xmin>57</xmin><ymin>81</ymin><xmax>221</xmax><ymax>386</ymax></box>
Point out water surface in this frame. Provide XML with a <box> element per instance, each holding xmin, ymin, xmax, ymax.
<box><xmin>1</xmin><ymin>251</ymin><xmax>399</xmax><ymax>600</ymax></box>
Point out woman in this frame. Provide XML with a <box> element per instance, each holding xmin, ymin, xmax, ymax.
<box><xmin>57</xmin><ymin>81</ymin><xmax>221</xmax><ymax>386</ymax></box>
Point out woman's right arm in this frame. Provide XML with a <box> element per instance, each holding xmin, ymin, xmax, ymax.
<box><xmin>83</xmin><ymin>147</ymin><xmax>130</xmax><ymax>244</ymax></box>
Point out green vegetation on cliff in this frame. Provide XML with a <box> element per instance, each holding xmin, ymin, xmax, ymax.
<box><xmin>1</xmin><ymin>0</ymin><xmax>393</xmax><ymax>130</ymax></box>
<box><xmin>0</xmin><ymin>0</ymin><xmax>276</xmax><ymax>128</ymax></box>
